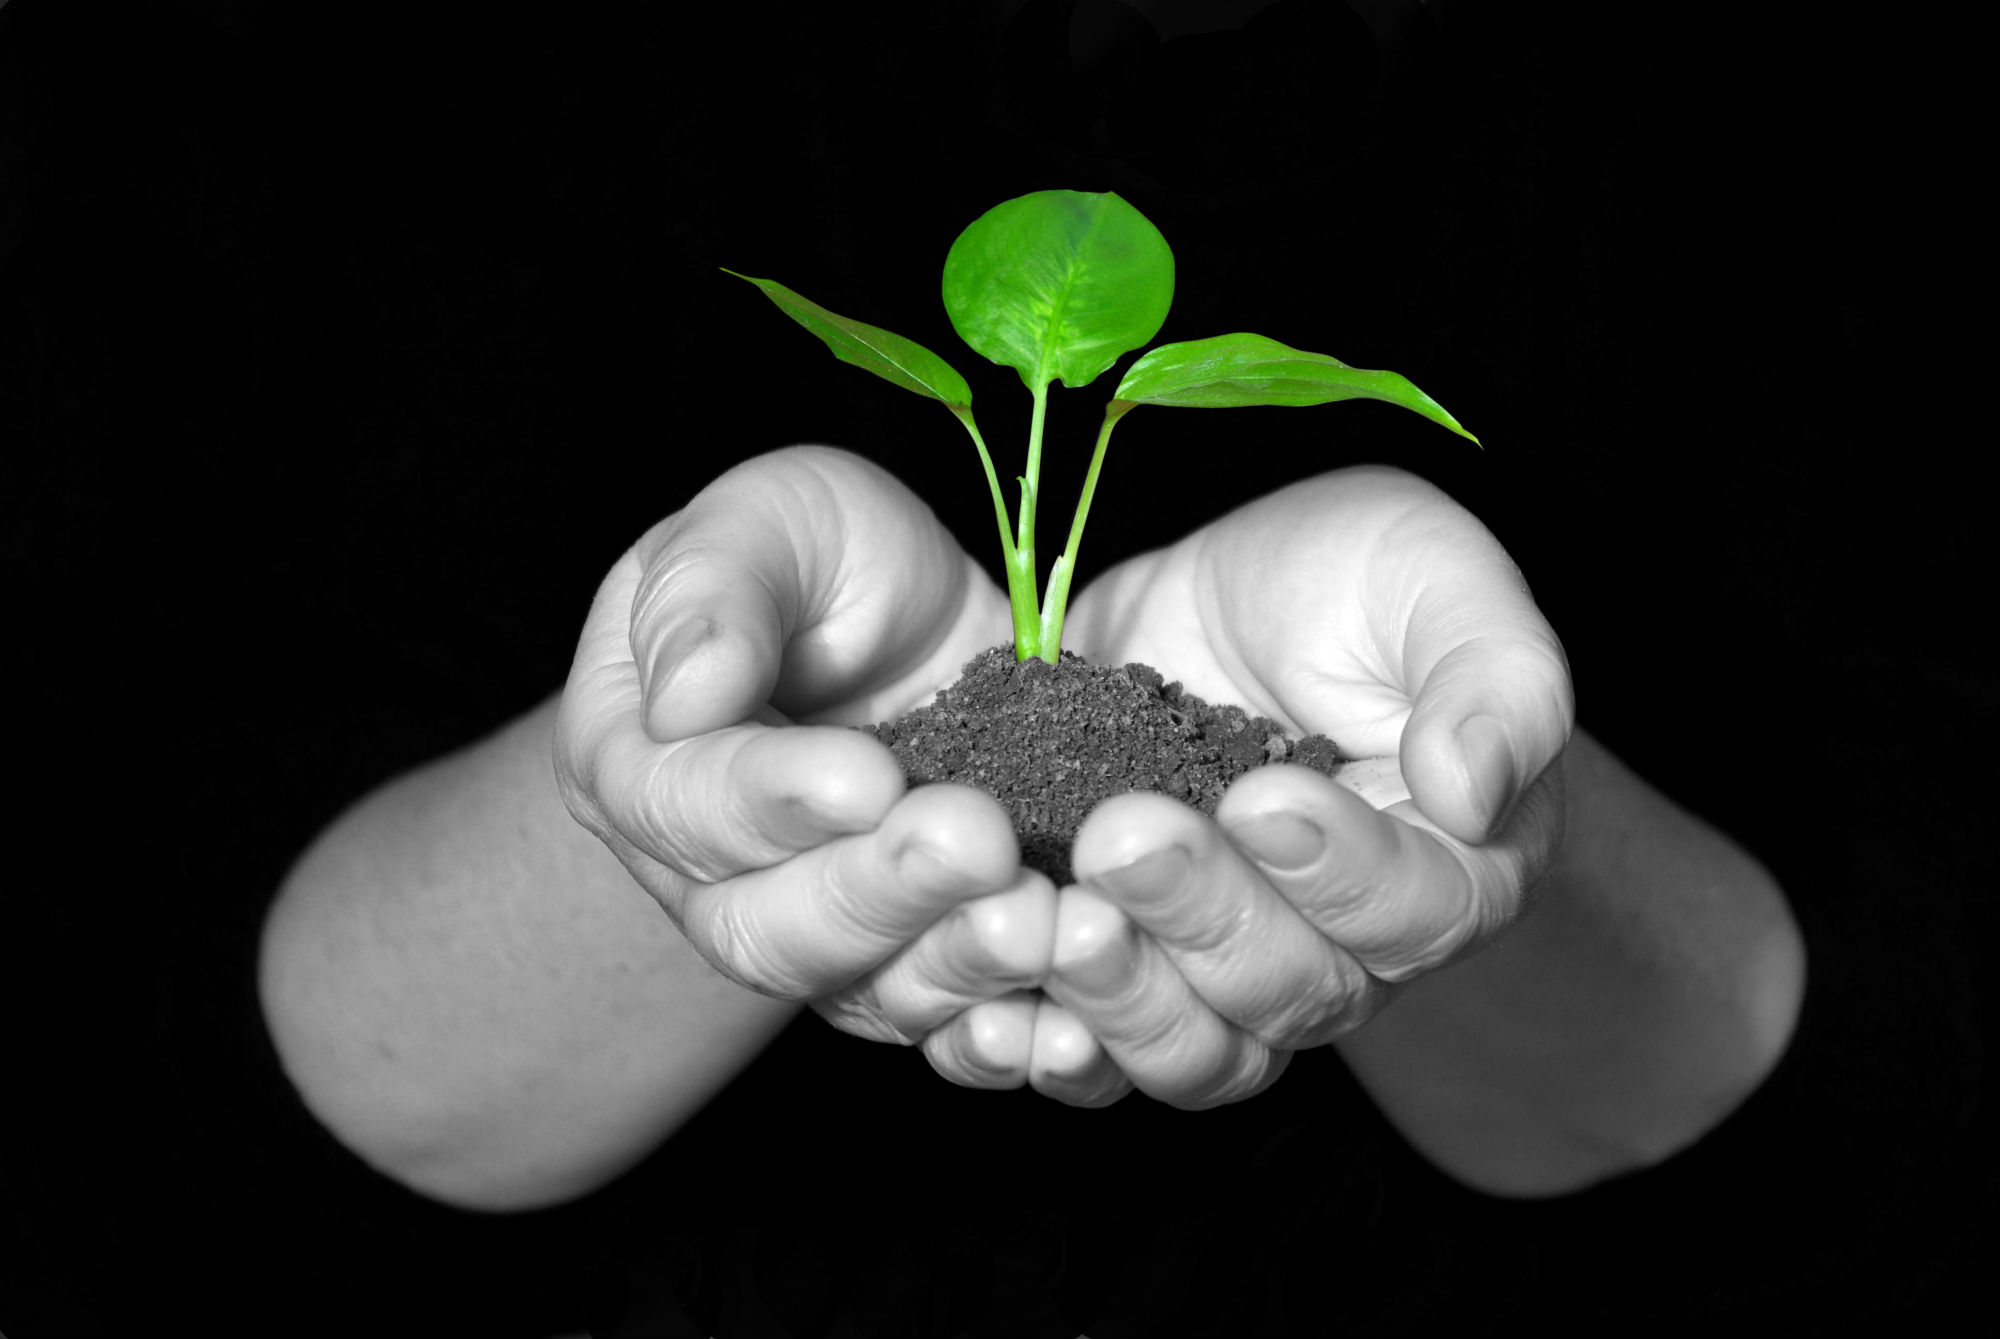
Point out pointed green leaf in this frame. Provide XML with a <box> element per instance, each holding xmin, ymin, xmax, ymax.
<box><xmin>722</xmin><ymin>269</ymin><xmax>971</xmax><ymax>407</ymax></box>
<box><xmin>942</xmin><ymin>190</ymin><xmax>1174</xmax><ymax>394</ymax></box>
<box><xmin>1114</xmin><ymin>332</ymin><xmax>1480</xmax><ymax>444</ymax></box>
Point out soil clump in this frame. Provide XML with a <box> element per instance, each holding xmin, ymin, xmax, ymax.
<box><xmin>865</xmin><ymin>646</ymin><xmax>1343</xmax><ymax>887</ymax></box>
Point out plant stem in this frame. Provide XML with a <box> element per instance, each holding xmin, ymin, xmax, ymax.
<box><xmin>951</xmin><ymin>403</ymin><xmax>1042</xmax><ymax>660</ymax></box>
<box><xmin>1019</xmin><ymin>382</ymin><xmax>1050</xmax><ymax>554</ymax></box>
<box><xmin>1037</xmin><ymin>399</ymin><xmax>1138</xmax><ymax>663</ymax></box>
<box><xmin>1008</xmin><ymin>382</ymin><xmax>1052</xmax><ymax>660</ymax></box>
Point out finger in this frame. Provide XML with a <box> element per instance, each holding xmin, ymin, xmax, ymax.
<box><xmin>1218</xmin><ymin>760</ymin><xmax>1561</xmax><ymax>983</ymax></box>
<box><xmin>821</xmin><ymin>869</ymin><xmax>1056</xmax><ymax>1044</ymax></box>
<box><xmin>628</xmin><ymin>503</ymin><xmax>792</xmax><ymax>745</ymax></box>
<box><xmin>921</xmin><ymin>991</ymin><xmax>1039</xmax><ymax>1090</ymax></box>
<box><xmin>1026</xmin><ymin>996</ymin><xmax>1132</xmax><ymax>1108</ymax></box>
<box><xmin>558</xmin><ymin>544</ymin><xmax>854</xmax><ymax>879</ymax></box>
<box><xmin>1068</xmin><ymin>792</ymin><xmax>1377</xmax><ymax>1048</ymax></box>
<box><xmin>627</xmin><ymin>447</ymin><xmax>995</xmax><ymax>742</ymax></box>
<box><xmin>1041</xmin><ymin>886</ymin><xmax>1288</xmax><ymax>1109</ymax></box>
<box><xmin>560</xmin><ymin>684</ymin><xmax>908</xmax><ymax>885</ymax></box>
<box><xmin>1396</xmin><ymin>565</ymin><xmax>1573</xmax><ymax>845</ymax></box>
<box><xmin>679</xmin><ymin>782</ymin><xmax>1021</xmax><ymax>998</ymax></box>
<box><xmin>1185</xmin><ymin>469</ymin><xmax>1572</xmax><ymax>845</ymax></box>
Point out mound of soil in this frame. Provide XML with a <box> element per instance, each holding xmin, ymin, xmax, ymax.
<box><xmin>865</xmin><ymin>645</ymin><xmax>1343</xmax><ymax>886</ymax></box>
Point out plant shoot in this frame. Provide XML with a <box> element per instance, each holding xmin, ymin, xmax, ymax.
<box><xmin>726</xmin><ymin>189</ymin><xmax>1479</xmax><ymax>663</ymax></box>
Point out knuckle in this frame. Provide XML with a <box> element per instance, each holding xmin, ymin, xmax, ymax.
<box><xmin>685</xmin><ymin>891</ymin><xmax>805</xmax><ymax>999</ymax></box>
<box><xmin>553</xmin><ymin>762</ymin><xmax>608</xmax><ymax>840</ymax></box>
<box><xmin>629</xmin><ymin>535</ymin><xmax>709</xmax><ymax>626</ymax></box>
<box><xmin>1377</xmin><ymin>865</ymin><xmax>1510</xmax><ymax>981</ymax></box>
<box><xmin>1249</xmin><ymin>976</ymin><xmax>1365</xmax><ymax>1050</ymax></box>
<box><xmin>1102</xmin><ymin>992</ymin><xmax>1183</xmax><ymax>1056</ymax></box>
<box><xmin>813</xmin><ymin>991</ymin><xmax>918</xmax><ymax>1046</ymax></box>
<box><xmin>1166</xmin><ymin>1033</ymin><xmax>1281</xmax><ymax>1111</ymax></box>
<box><xmin>868</xmin><ymin>945</ymin><xmax>983</xmax><ymax>1038</ymax></box>
<box><xmin>632</xmin><ymin>743</ymin><xmax>737</xmax><ymax>884</ymax></box>
<box><xmin>1296</xmin><ymin>841</ymin><xmax>1495</xmax><ymax>984</ymax></box>
<box><xmin>1362</xmin><ymin>932</ymin><xmax>1464</xmax><ymax>984</ymax></box>
<box><xmin>1514</xmin><ymin>629</ymin><xmax>1574</xmax><ymax>697</ymax></box>
<box><xmin>712</xmin><ymin>757</ymin><xmax>792</xmax><ymax>864</ymax></box>
<box><xmin>1291</xmin><ymin>855</ymin><xmax>1398</xmax><ymax>933</ymax></box>
<box><xmin>1260</xmin><ymin>972</ymin><xmax>1385</xmax><ymax>1049</ymax></box>
<box><xmin>1298</xmin><ymin>890</ymin><xmax>1403</xmax><ymax>968</ymax></box>
<box><xmin>850</xmin><ymin>815</ymin><xmax>988</xmax><ymax>937</ymax></box>
<box><xmin>815</xmin><ymin>850</ymin><xmax>916</xmax><ymax>945</ymax></box>
<box><xmin>1170</xmin><ymin>894</ymin><xmax>1254</xmax><ymax>958</ymax></box>
<box><xmin>551</xmin><ymin>676</ymin><xmax>627</xmax><ymax>811</ymax></box>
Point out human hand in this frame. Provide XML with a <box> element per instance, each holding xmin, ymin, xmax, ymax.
<box><xmin>1025</xmin><ymin>465</ymin><xmax>1573</xmax><ymax>1108</ymax></box>
<box><xmin>554</xmin><ymin>446</ymin><xmax>1055</xmax><ymax>1077</ymax></box>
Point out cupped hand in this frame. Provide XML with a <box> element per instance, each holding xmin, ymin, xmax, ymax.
<box><xmin>1026</xmin><ymin>465</ymin><xmax>1574</xmax><ymax>1108</ymax></box>
<box><xmin>553</xmin><ymin>446</ymin><xmax>1052</xmax><ymax>1082</ymax></box>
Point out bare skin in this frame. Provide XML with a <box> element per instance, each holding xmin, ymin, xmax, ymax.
<box><xmin>261</xmin><ymin>446</ymin><xmax>1803</xmax><ymax>1208</ymax></box>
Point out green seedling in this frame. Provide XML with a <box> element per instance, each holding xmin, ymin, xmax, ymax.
<box><xmin>725</xmin><ymin>189</ymin><xmax>1479</xmax><ymax>664</ymax></box>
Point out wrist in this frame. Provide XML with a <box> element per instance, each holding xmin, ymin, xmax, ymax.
<box><xmin>1334</xmin><ymin>729</ymin><xmax>1805</xmax><ymax>1196</ymax></box>
<box><xmin>260</xmin><ymin>698</ymin><xmax>799</xmax><ymax>1210</ymax></box>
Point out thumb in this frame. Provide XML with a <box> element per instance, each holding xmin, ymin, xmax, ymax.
<box><xmin>628</xmin><ymin>445</ymin><xmax>988</xmax><ymax>743</ymax></box>
<box><xmin>628</xmin><ymin>469</ymin><xmax>810</xmax><ymax>744</ymax></box>
<box><xmin>638</xmin><ymin>610</ymin><xmax>787</xmax><ymax>744</ymax></box>
<box><xmin>1398</xmin><ymin>576</ymin><xmax>1573</xmax><ymax>846</ymax></box>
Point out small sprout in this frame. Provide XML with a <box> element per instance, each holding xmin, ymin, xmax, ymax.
<box><xmin>726</xmin><ymin>190</ymin><xmax>1477</xmax><ymax>664</ymax></box>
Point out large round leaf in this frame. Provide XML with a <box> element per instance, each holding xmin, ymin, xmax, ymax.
<box><xmin>942</xmin><ymin>190</ymin><xmax>1174</xmax><ymax>393</ymax></box>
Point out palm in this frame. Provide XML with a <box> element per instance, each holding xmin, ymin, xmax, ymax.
<box><xmin>991</xmin><ymin>465</ymin><xmax>1573</xmax><ymax>1111</ymax></box>
<box><xmin>633</xmin><ymin>446</ymin><xmax>1014</xmax><ymax>739</ymax></box>
<box><xmin>1062</xmin><ymin>466</ymin><xmax>1500</xmax><ymax>815</ymax></box>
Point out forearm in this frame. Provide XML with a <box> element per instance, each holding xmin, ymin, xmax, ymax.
<box><xmin>1333</xmin><ymin>729</ymin><xmax>1806</xmax><ymax>1197</ymax></box>
<box><xmin>258</xmin><ymin>695</ymin><xmax>799</xmax><ymax>1211</ymax></box>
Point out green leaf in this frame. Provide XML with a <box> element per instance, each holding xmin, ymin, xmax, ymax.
<box><xmin>942</xmin><ymin>190</ymin><xmax>1174</xmax><ymax>394</ymax></box>
<box><xmin>722</xmin><ymin>269</ymin><xmax>972</xmax><ymax>407</ymax></box>
<box><xmin>1114</xmin><ymin>332</ymin><xmax>1481</xmax><ymax>444</ymax></box>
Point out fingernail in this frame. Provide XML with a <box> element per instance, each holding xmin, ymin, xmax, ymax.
<box><xmin>962</xmin><ymin>1023</ymin><xmax>1009</xmax><ymax>1077</ymax></box>
<box><xmin>964</xmin><ymin>1007</ymin><xmax>1026</xmax><ymax>1077</ymax></box>
<box><xmin>1086</xmin><ymin>846</ymin><xmax>1191</xmax><ymax>905</ymax></box>
<box><xmin>1230</xmin><ymin>811</ymin><xmax>1325</xmax><ymax>871</ymax></box>
<box><xmin>966</xmin><ymin>1045</ymin><xmax>1017</xmax><ymax>1081</ymax></box>
<box><xmin>962</xmin><ymin>888</ymin><xmax>1052</xmax><ymax>984</ymax></box>
<box><xmin>645</xmin><ymin>617</ymin><xmax>718</xmax><ymax>709</ymax></box>
<box><xmin>1055</xmin><ymin>920</ymin><xmax>1140</xmax><ymax>996</ymax></box>
<box><xmin>897</xmin><ymin>840</ymin><xmax>968</xmax><ymax>889</ymax></box>
<box><xmin>1030</xmin><ymin>1005</ymin><xmax>1097</xmax><ymax>1078</ymax></box>
<box><xmin>1456</xmin><ymin>714</ymin><xmax>1519</xmax><ymax>837</ymax></box>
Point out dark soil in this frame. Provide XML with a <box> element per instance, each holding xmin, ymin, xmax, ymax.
<box><xmin>864</xmin><ymin>645</ymin><xmax>1344</xmax><ymax>887</ymax></box>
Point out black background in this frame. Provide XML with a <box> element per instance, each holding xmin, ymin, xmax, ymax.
<box><xmin>3</xmin><ymin>1</ymin><xmax>1993</xmax><ymax>1335</ymax></box>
